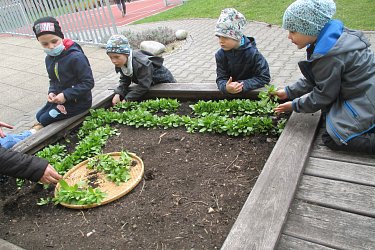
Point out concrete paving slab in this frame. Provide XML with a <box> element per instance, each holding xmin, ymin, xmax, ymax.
<box><xmin>0</xmin><ymin>238</ymin><xmax>24</xmax><ymax>250</ymax></box>
<box><xmin>2</xmin><ymin>73</ymin><xmax>42</xmax><ymax>87</ymax></box>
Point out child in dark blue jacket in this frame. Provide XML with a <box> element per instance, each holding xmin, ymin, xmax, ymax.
<box><xmin>32</xmin><ymin>17</ymin><xmax>94</xmax><ymax>127</ymax></box>
<box><xmin>215</xmin><ymin>8</ymin><xmax>270</xmax><ymax>95</ymax></box>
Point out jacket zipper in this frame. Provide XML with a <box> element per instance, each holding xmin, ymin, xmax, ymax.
<box><xmin>344</xmin><ymin>100</ymin><xmax>359</xmax><ymax>118</ymax></box>
<box><xmin>327</xmin><ymin>116</ymin><xmax>347</xmax><ymax>145</ymax></box>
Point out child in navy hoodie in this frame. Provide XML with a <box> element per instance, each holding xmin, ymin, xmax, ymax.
<box><xmin>32</xmin><ymin>17</ymin><xmax>94</xmax><ymax>127</ymax></box>
<box><xmin>215</xmin><ymin>8</ymin><xmax>270</xmax><ymax>95</ymax></box>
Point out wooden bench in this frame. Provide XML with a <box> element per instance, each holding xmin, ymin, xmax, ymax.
<box><xmin>12</xmin><ymin>83</ymin><xmax>264</xmax><ymax>154</ymax></box>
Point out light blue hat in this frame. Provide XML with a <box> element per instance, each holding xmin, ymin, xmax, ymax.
<box><xmin>215</xmin><ymin>8</ymin><xmax>246</xmax><ymax>41</ymax></box>
<box><xmin>283</xmin><ymin>0</ymin><xmax>336</xmax><ymax>36</ymax></box>
<box><xmin>106</xmin><ymin>34</ymin><xmax>131</xmax><ymax>55</ymax></box>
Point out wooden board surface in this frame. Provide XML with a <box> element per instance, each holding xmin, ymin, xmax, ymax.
<box><xmin>296</xmin><ymin>175</ymin><xmax>375</xmax><ymax>217</ymax></box>
<box><xmin>312</xmin><ymin>128</ymin><xmax>375</xmax><ymax>165</ymax></box>
<box><xmin>144</xmin><ymin>83</ymin><xmax>262</xmax><ymax>100</ymax></box>
<box><xmin>305</xmin><ymin>157</ymin><xmax>375</xmax><ymax>186</ymax></box>
<box><xmin>277</xmin><ymin>234</ymin><xmax>335</xmax><ymax>250</ymax></box>
<box><xmin>283</xmin><ymin>200</ymin><xmax>375</xmax><ymax>250</ymax></box>
<box><xmin>221</xmin><ymin>112</ymin><xmax>321</xmax><ymax>250</ymax></box>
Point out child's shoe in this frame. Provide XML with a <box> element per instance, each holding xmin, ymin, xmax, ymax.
<box><xmin>31</xmin><ymin>122</ymin><xmax>44</xmax><ymax>131</ymax></box>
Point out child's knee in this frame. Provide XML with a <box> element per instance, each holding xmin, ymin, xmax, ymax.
<box><xmin>38</xmin><ymin>108</ymin><xmax>62</xmax><ymax>126</ymax></box>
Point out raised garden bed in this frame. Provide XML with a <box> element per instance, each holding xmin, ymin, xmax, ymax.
<box><xmin>1</xmin><ymin>91</ymin><xmax>295</xmax><ymax>249</ymax></box>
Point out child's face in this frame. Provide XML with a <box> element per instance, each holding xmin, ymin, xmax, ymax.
<box><xmin>38</xmin><ymin>34</ymin><xmax>63</xmax><ymax>49</ymax></box>
<box><xmin>107</xmin><ymin>53</ymin><xmax>128</xmax><ymax>67</ymax></box>
<box><xmin>218</xmin><ymin>36</ymin><xmax>240</xmax><ymax>51</ymax></box>
<box><xmin>287</xmin><ymin>31</ymin><xmax>317</xmax><ymax>49</ymax></box>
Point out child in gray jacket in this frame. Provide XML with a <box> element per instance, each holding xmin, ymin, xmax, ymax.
<box><xmin>274</xmin><ymin>0</ymin><xmax>375</xmax><ymax>153</ymax></box>
<box><xmin>106</xmin><ymin>35</ymin><xmax>176</xmax><ymax>105</ymax></box>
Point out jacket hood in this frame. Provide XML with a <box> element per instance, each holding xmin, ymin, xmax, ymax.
<box><xmin>62</xmin><ymin>38</ymin><xmax>84</xmax><ymax>55</ymax></box>
<box><xmin>311</xmin><ymin>20</ymin><xmax>370</xmax><ymax>59</ymax></box>
<box><xmin>237</xmin><ymin>36</ymin><xmax>256</xmax><ymax>51</ymax></box>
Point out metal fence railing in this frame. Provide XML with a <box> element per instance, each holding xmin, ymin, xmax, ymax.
<box><xmin>0</xmin><ymin>0</ymin><xmax>118</xmax><ymax>45</ymax></box>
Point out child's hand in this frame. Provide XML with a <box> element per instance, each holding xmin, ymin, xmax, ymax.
<box><xmin>47</xmin><ymin>93</ymin><xmax>56</xmax><ymax>102</ymax></box>
<box><xmin>274</xmin><ymin>101</ymin><xmax>293</xmax><ymax>113</ymax></box>
<box><xmin>274</xmin><ymin>89</ymin><xmax>288</xmax><ymax>100</ymax></box>
<box><xmin>0</xmin><ymin>121</ymin><xmax>14</xmax><ymax>138</ymax></box>
<box><xmin>226</xmin><ymin>77</ymin><xmax>243</xmax><ymax>94</ymax></box>
<box><xmin>52</xmin><ymin>93</ymin><xmax>66</xmax><ymax>104</ymax></box>
<box><xmin>39</xmin><ymin>164</ymin><xmax>62</xmax><ymax>185</ymax></box>
<box><xmin>112</xmin><ymin>94</ymin><xmax>121</xmax><ymax>106</ymax></box>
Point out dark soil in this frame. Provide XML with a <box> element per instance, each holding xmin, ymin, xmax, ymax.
<box><xmin>0</xmin><ymin>110</ymin><xmax>279</xmax><ymax>249</ymax></box>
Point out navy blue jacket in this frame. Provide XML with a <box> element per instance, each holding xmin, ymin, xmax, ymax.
<box><xmin>215</xmin><ymin>36</ymin><xmax>270</xmax><ymax>94</ymax></box>
<box><xmin>45</xmin><ymin>39</ymin><xmax>94</xmax><ymax>109</ymax></box>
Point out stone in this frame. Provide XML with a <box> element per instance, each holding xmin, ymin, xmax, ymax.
<box><xmin>175</xmin><ymin>29</ymin><xmax>188</xmax><ymax>40</ymax></box>
<box><xmin>140</xmin><ymin>41</ymin><xmax>166</xmax><ymax>55</ymax></box>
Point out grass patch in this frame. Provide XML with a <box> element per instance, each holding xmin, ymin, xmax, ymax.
<box><xmin>135</xmin><ymin>0</ymin><xmax>375</xmax><ymax>30</ymax></box>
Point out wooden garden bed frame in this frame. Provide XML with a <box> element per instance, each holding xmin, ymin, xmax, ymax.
<box><xmin>12</xmin><ymin>82</ymin><xmax>321</xmax><ymax>249</ymax></box>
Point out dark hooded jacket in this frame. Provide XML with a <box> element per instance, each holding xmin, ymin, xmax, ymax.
<box><xmin>114</xmin><ymin>50</ymin><xmax>176</xmax><ymax>101</ymax></box>
<box><xmin>215</xmin><ymin>36</ymin><xmax>270</xmax><ymax>94</ymax></box>
<box><xmin>45</xmin><ymin>39</ymin><xmax>94</xmax><ymax>110</ymax></box>
<box><xmin>285</xmin><ymin>20</ymin><xmax>375</xmax><ymax>145</ymax></box>
<box><xmin>0</xmin><ymin>147</ymin><xmax>48</xmax><ymax>182</ymax></box>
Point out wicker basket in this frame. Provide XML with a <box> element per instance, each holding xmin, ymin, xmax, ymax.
<box><xmin>54</xmin><ymin>152</ymin><xmax>144</xmax><ymax>209</ymax></box>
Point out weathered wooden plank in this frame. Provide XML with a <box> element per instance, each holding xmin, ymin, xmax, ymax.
<box><xmin>277</xmin><ymin>234</ymin><xmax>335</xmax><ymax>250</ymax></box>
<box><xmin>296</xmin><ymin>175</ymin><xmax>375</xmax><ymax>217</ymax></box>
<box><xmin>311</xmin><ymin>145</ymin><xmax>375</xmax><ymax>165</ymax></box>
<box><xmin>305</xmin><ymin>157</ymin><xmax>375</xmax><ymax>186</ymax></box>
<box><xmin>144</xmin><ymin>83</ymin><xmax>262</xmax><ymax>100</ymax></box>
<box><xmin>283</xmin><ymin>200</ymin><xmax>375</xmax><ymax>249</ymax></box>
<box><xmin>312</xmin><ymin>128</ymin><xmax>375</xmax><ymax>165</ymax></box>
<box><xmin>221</xmin><ymin>112</ymin><xmax>321</xmax><ymax>250</ymax></box>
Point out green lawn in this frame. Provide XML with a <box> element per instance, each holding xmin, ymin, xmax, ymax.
<box><xmin>136</xmin><ymin>0</ymin><xmax>375</xmax><ymax>30</ymax></box>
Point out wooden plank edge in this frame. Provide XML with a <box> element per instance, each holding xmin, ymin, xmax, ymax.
<box><xmin>144</xmin><ymin>83</ymin><xmax>263</xmax><ymax>100</ymax></box>
<box><xmin>221</xmin><ymin>112</ymin><xmax>321</xmax><ymax>250</ymax></box>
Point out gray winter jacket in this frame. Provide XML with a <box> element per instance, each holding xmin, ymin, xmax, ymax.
<box><xmin>114</xmin><ymin>50</ymin><xmax>176</xmax><ymax>101</ymax></box>
<box><xmin>285</xmin><ymin>20</ymin><xmax>375</xmax><ymax>145</ymax></box>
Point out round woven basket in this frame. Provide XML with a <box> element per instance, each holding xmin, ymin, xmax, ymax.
<box><xmin>54</xmin><ymin>152</ymin><xmax>144</xmax><ymax>209</ymax></box>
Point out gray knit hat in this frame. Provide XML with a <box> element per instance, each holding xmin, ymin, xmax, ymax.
<box><xmin>106</xmin><ymin>34</ymin><xmax>131</xmax><ymax>55</ymax></box>
<box><xmin>283</xmin><ymin>0</ymin><xmax>336</xmax><ymax>36</ymax></box>
<box><xmin>215</xmin><ymin>8</ymin><xmax>246</xmax><ymax>41</ymax></box>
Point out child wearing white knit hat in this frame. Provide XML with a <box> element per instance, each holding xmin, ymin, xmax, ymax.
<box><xmin>214</xmin><ymin>8</ymin><xmax>270</xmax><ymax>95</ymax></box>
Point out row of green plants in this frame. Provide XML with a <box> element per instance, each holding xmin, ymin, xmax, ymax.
<box><xmin>36</xmin><ymin>87</ymin><xmax>285</xmax><ymax>205</ymax></box>
<box><xmin>39</xmin><ymin>87</ymin><xmax>283</xmax><ymax>175</ymax></box>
